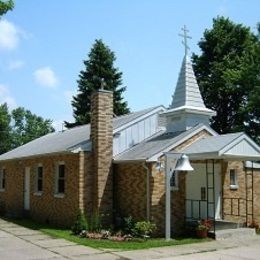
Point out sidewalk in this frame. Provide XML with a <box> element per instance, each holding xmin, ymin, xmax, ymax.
<box><xmin>0</xmin><ymin>218</ymin><xmax>259</xmax><ymax>259</ymax></box>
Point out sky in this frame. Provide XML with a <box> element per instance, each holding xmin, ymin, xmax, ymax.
<box><xmin>0</xmin><ymin>0</ymin><xmax>259</xmax><ymax>131</ymax></box>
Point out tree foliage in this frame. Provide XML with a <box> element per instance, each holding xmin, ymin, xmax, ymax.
<box><xmin>11</xmin><ymin>107</ymin><xmax>55</xmax><ymax>148</ymax></box>
<box><xmin>0</xmin><ymin>104</ymin><xmax>12</xmax><ymax>154</ymax></box>
<box><xmin>0</xmin><ymin>0</ymin><xmax>14</xmax><ymax>17</ymax></box>
<box><xmin>65</xmin><ymin>39</ymin><xmax>129</xmax><ymax>128</ymax></box>
<box><xmin>192</xmin><ymin>17</ymin><xmax>260</xmax><ymax>143</ymax></box>
<box><xmin>0</xmin><ymin>104</ymin><xmax>54</xmax><ymax>154</ymax></box>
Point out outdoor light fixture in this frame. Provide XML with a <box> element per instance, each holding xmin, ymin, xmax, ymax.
<box><xmin>155</xmin><ymin>161</ymin><xmax>164</xmax><ymax>171</ymax></box>
<box><xmin>164</xmin><ymin>153</ymin><xmax>194</xmax><ymax>240</ymax></box>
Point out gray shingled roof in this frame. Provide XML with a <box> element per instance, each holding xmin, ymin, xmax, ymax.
<box><xmin>170</xmin><ymin>56</ymin><xmax>206</xmax><ymax>109</ymax></box>
<box><xmin>182</xmin><ymin>132</ymin><xmax>244</xmax><ymax>155</ymax></box>
<box><xmin>0</xmin><ymin>106</ymin><xmax>161</xmax><ymax>161</ymax></box>
<box><xmin>114</xmin><ymin>123</ymin><xmax>207</xmax><ymax>162</ymax></box>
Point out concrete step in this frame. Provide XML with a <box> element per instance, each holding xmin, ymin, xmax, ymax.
<box><xmin>215</xmin><ymin>220</ymin><xmax>244</xmax><ymax>230</ymax></box>
<box><xmin>215</xmin><ymin>228</ymin><xmax>256</xmax><ymax>240</ymax></box>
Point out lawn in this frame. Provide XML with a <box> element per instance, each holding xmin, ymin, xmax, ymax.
<box><xmin>5</xmin><ymin>218</ymin><xmax>211</xmax><ymax>250</ymax></box>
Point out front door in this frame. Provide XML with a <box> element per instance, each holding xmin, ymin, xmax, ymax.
<box><xmin>24</xmin><ymin>167</ymin><xmax>30</xmax><ymax>210</ymax></box>
<box><xmin>186</xmin><ymin>163</ymin><xmax>222</xmax><ymax>220</ymax></box>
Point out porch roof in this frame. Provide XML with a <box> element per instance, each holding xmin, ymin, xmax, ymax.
<box><xmin>182</xmin><ymin>132</ymin><xmax>260</xmax><ymax>160</ymax></box>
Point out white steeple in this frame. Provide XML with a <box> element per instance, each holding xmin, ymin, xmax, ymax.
<box><xmin>162</xmin><ymin>26</ymin><xmax>215</xmax><ymax>133</ymax></box>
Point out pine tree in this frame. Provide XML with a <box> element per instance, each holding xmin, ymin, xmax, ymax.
<box><xmin>65</xmin><ymin>39</ymin><xmax>130</xmax><ymax>128</ymax></box>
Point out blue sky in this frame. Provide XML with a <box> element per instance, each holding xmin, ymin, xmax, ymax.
<box><xmin>0</xmin><ymin>0</ymin><xmax>259</xmax><ymax>130</ymax></box>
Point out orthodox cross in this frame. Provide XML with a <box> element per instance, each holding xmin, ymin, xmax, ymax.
<box><xmin>100</xmin><ymin>78</ymin><xmax>106</xmax><ymax>90</ymax></box>
<box><xmin>178</xmin><ymin>25</ymin><xmax>192</xmax><ymax>56</ymax></box>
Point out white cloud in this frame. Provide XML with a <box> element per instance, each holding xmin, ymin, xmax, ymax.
<box><xmin>52</xmin><ymin>119</ymin><xmax>65</xmax><ymax>132</ymax></box>
<box><xmin>34</xmin><ymin>67</ymin><xmax>59</xmax><ymax>88</ymax></box>
<box><xmin>8</xmin><ymin>60</ymin><xmax>25</xmax><ymax>70</ymax></box>
<box><xmin>0</xmin><ymin>84</ymin><xmax>17</xmax><ymax>109</ymax></box>
<box><xmin>0</xmin><ymin>19</ymin><xmax>21</xmax><ymax>50</ymax></box>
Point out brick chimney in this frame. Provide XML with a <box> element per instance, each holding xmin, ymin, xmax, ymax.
<box><xmin>90</xmin><ymin>89</ymin><xmax>113</xmax><ymax>224</ymax></box>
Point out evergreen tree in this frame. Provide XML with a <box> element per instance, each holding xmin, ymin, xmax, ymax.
<box><xmin>65</xmin><ymin>39</ymin><xmax>129</xmax><ymax>128</ymax></box>
<box><xmin>192</xmin><ymin>17</ymin><xmax>260</xmax><ymax>142</ymax></box>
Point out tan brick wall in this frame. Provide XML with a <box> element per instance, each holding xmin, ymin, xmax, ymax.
<box><xmin>222</xmin><ymin>161</ymin><xmax>260</xmax><ymax>226</ymax></box>
<box><xmin>90</xmin><ymin>90</ymin><xmax>113</xmax><ymax>224</ymax></box>
<box><xmin>0</xmin><ymin>153</ymin><xmax>93</xmax><ymax>227</ymax></box>
<box><xmin>253</xmin><ymin>168</ymin><xmax>260</xmax><ymax>226</ymax></box>
<box><xmin>114</xmin><ymin>129</ymin><xmax>212</xmax><ymax>236</ymax></box>
<box><xmin>114</xmin><ymin>163</ymin><xmax>147</xmax><ymax>221</ymax></box>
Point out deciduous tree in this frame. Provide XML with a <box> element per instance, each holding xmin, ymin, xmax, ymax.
<box><xmin>192</xmin><ymin>17</ymin><xmax>260</xmax><ymax>142</ymax></box>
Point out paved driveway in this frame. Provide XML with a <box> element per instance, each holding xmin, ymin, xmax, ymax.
<box><xmin>0</xmin><ymin>218</ymin><xmax>260</xmax><ymax>259</ymax></box>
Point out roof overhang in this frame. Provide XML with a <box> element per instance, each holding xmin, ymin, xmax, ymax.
<box><xmin>146</xmin><ymin>124</ymin><xmax>218</xmax><ymax>162</ymax></box>
<box><xmin>161</xmin><ymin>105</ymin><xmax>216</xmax><ymax>117</ymax></box>
<box><xmin>186</xmin><ymin>134</ymin><xmax>260</xmax><ymax>161</ymax></box>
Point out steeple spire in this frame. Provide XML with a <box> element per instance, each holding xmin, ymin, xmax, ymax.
<box><xmin>161</xmin><ymin>26</ymin><xmax>215</xmax><ymax>133</ymax></box>
<box><xmin>178</xmin><ymin>25</ymin><xmax>192</xmax><ymax>57</ymax></box>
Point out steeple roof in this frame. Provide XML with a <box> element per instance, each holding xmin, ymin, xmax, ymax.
<box><xmin>170</xmin><ymin>55</ymin><xmax>207</xmax><ymax>109</ymax></box>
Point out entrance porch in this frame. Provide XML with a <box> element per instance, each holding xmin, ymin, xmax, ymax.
<box><xmin>182</xmin><ymin>133</ymin><xmax>260</xmax><ymax>235</ymax></box>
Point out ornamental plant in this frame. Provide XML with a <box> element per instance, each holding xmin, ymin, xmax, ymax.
<box><xmin>71</xmin><ymin>209</ymin><xmax>88</xmax><ymax>235</ymax></box>
<box><xmin>196</xmin><ymin>219</ymin><xmax>212</xmax><ymax>231</ymax></box>
<box><xmin>134</xmin><ymin>221</ymin><xmax>157</xmax><ymax>238</ymax></box>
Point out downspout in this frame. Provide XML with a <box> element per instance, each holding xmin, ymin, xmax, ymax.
<box><xmin>142</xmin><ymin>162</ymin><xmax>150</xmax><ymax>221</ymax></box>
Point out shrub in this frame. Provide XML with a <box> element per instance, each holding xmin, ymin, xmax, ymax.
<box><xmin>123</xmin><ymin>216</ymin><xmax>136</xmax><ymax>235</ymax></box>
<box><xmin>134</xmin><ymin>221</ymin><xmax>157</xmax><ymax>238</ymax></box>
<box><xmin>88</xmin><ymin>212</ymin><xmax>101</xmax><ymax>232</ymax></box>
<box><xmin>71</xmin><ymin>209</ymin><xmax>88</xmax><ymax>235</ymax></box>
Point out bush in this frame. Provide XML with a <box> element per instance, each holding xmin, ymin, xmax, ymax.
<box><xmin>88</xmin><ymin>212</ymin><xmax>101</xmax><ymax>232</ymax></box>
<box><xmin>71</xmin><ymin>209</ymin><xmax>88</xmax><ymax>235</ymax></box>
<box><xmin>134</xmin><ymin>221</ymin><xmax>157</xmax><ymax>238</ymax></box>
<box><xmin>123</xmin><ymin>216</ymin><xmax>136</xmax><ymax>235</ymax></box>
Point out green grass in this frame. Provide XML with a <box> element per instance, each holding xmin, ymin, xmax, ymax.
<box><xmin>3</xmin><ymin>218</ymin><xmax>211</xmax><ymax>250</ymax></box>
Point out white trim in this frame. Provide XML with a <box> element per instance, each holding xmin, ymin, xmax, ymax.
<box><xmin>33</xmin><ymin>191</ymin><xmax>43</xmax><ymax>196</ymax></box>
<box><xmin>147</xmin><ymin>125</ymin><xmax>217</xmax><ymax>162</ymax></box>
<box><xmin>230</xmin><ymin>169</ymin><xmax>238</xmax><ymax>189</ymax></box>
<box><xmin>113</xmin><ymin>106</ymin><xmax>166</xmax><ymax>133</ymax></box>
<box><xmin>54</xmin><ymin>193</ymin><xmax>65</xmax><ymax>199</ymax></box>
<box><xmin>219</xmin><ymin>133</ymin><xmax>260</xmax><ymax>155</ymax></box>
<box><xmin>161</xmin><ymin>106</ymin><xmax>216</xmax><ymax>117</ymax></box>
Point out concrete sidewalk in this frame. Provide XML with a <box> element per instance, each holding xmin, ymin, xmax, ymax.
<box><xmin>0</xmin><ymin>218</ymin><xmax>260</xmax><ymax>259</ymax></box>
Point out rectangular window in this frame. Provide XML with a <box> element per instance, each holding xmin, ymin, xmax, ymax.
<box><xmin>55</xmin><ymin>163</ymin><xmax>65</xmax><ymax>195</ymax></box>
<box><xmin>230</xmin><ymin>169</ymin><xmax>238</xmax><ymax>189</ymax></box>
<box><xmin>0</xmin><ymin>169</ymin><xmax>6</xmax><ymax>191</ymax></box>
<box><xmin>201</xmin><ymin>187</ymin><xmax>206</xmax><ymax>200</ymax></box>
<box><xmin>36</xmin><ymin>166</ymin><xmax>43</xmax><ymax>193</ymax></box>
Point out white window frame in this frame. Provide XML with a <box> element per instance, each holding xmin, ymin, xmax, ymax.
<box><xmin>34</xmin><ymin>164</ymin><xmax>43</xmax><ymax>196</ymax></box>
<box><xmin>230</xmin><ymin>169</ymin><xmax>238</xmax><ymax>189</ymax></box>
<box><xmin>54</xmin><ymin>162</ymin><xmax>65</xmax><ymax>198</ymax></box>
<box><xmin>0</xmin><ymin>168</ymin><xmax>6</xmax><ymax>192</ymax></box>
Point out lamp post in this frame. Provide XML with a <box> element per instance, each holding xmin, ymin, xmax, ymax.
<box><xmin>164</xmin><ymin>153</ymin><xmax>194</xmax><ymax>240</ymax></box>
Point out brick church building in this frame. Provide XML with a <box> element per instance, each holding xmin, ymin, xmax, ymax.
<box><xmin>0</xmin><ymin>37</ymin><xmax>260</xmax><ymax>236</ymax></box>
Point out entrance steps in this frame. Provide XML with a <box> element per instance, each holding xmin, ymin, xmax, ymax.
<box><xmin>214</xmin><ymin>227</ymin><xmax>256</xmax><ymax>240</ymax></box>
<box><xmin>215</xmin><ymin>220</ymin><xmax>244</xmax><ymax>230</ymax></box>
